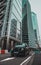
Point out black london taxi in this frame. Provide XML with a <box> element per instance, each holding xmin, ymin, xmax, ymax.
<box><xmin>11</xmin><ymin>43</ymin><xmax>29</xmax><ymax>56</ymax></box>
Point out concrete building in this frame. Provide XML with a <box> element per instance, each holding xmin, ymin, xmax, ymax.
<box><xmin>0</xmin><ymin>0</ymin><xmax>7</xmax><ymax>46</ymax></box>
<box><xmin>0</xmin><ymin>0</ymin><xmax>7</xmax><ymax>36</ymax></box>
<box><xmin>22</xmin><ymin>0</ymin><xmax>36</xmax><ymax>48</ymax></box>
<box><xmin>0</xmin><ymin>0</ymin><xmax>22</xmax><ymax>50</ymax></box>
<box><xmin>31</xmin><ymin>12</ymin><xmax>40</xmax><ymax>48</ymax></box>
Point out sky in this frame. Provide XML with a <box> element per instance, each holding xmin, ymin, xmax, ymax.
<box><xmin>29</xmin><ymin>0</ymin><xmax>41</xmax><ymax>39</ymax></box>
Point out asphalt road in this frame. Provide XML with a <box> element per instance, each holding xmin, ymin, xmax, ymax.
<box><xmin>32</xmin><ymin>53</ymin><xmax>41</xmax><ymax>65</ymax></box>
<box><xmin>0</xmin><ymin>53</ymin><xmax>41</xmax><ymax>65</ymax></box>
<box><xmin>0</xmin><ymin>53</ymin><xmax>29</xmax><ymax>65</ymax></box>
<box><xmin>0</xmin><ymin>53</ymin><xmax>11</xmax><ymax>61</ymax></box>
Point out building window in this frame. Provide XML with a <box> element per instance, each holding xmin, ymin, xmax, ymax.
<box><xmin>10</xmin><ymin>19</ymin><xmax>17</xmax><ymax>37</ymax></box>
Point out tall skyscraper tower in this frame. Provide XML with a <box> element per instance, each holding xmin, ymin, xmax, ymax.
<box><xmin>31</xmin><ymin>12</ymin><xmax>40</xmax><ymax>48</ymax></box>
<box><xmin>22</xmin><ymin>0</ymin><xmax>36</xmax><ymax>48</ymax></box>
<box><xmin>0</xmin><ymin>0</ymin><xmax>22</xmax><ymax>50</ymax></box>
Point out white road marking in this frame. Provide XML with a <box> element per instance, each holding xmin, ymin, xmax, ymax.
<box><xmin>0</xmin><ymin>57</ymin><xmax>15</xmax><ymax>62</ymax></box>
<box><xmin>20</xmin><ymin>56</ymin><xmax>31</xmax><ymax>65</ymax></box>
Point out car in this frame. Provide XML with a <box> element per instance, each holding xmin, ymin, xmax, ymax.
<box><xmin>11</xmin><ymin>43</ymin><xmax>29</xmax><ymax>56</ymax></box>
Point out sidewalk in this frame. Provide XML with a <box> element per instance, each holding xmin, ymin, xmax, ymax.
<box><xmin>0</xmin><ymin>53</ymin><xmax>11</xmax><ymax>61</ymax></box>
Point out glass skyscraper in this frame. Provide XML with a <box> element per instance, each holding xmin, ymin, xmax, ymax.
<box><xmin>31</xmin><ymin>12</ymin><xmax>40</xmax><ymax>48</ymax></box>
<box><xmin>0</xmin><ymin>0</ymin><xmax>22</xmax><ymax>50</ymax></box>
<box><xmin>22</xmin><ymin>0</ymin><xmax>36</xmax><ymax>48</ymax></box>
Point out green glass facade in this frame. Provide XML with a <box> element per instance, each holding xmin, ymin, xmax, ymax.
<box><xmin>31</xmin><ymin>12</ymin><xmax>38</xmax><ymax>30</ymax></box>
<box><xmin>22</xmin><ymin>0</ymin><xmax>28</xmax><ymax>45</ymax></box>
<box><xmin>22</xmin><ymin>0</ymin><xmax>36</xmax><ymax>48</ymax></box>
<box><xmin>31</xmin><ymin>12</ymin><xmax>40</xmax><ymax>47</ymax></box>
<box><xmin>0</xmin><ymin>0</ymin><xmax>22</xmax><ymax>49</ymax></box>
<box><xmin>7</xmin><ymin>0</ymin><xmax>22</xmax><ymax>41</ymax></box>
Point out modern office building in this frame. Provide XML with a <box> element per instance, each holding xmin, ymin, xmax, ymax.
<box><xmin>0</xmin><ymin>0</ymin><xmax>22</xmax><ymax>50</ymax></box>
<box><xmin>22</xmin><ymin>0</ymin><xmax>36</xmax><ymax>48</ymax></box>
<box><xmin>22</xmin><ymin>0</ymin><xmax>28</xmax><ymax>44</ymax></box>
<box><xmin>31</xmin><ymin>12</ymin><xmax>40</xmax><ymax>47</ymax></box>
<box><xmin>0</xmin><ymin>0</ymin><xmax>7</xmax><ymax>46</ymax></box>
<box><xmin>0</xmin><ymin>0</ymin><xmax>7</xmax><ymax>36</ymax></box>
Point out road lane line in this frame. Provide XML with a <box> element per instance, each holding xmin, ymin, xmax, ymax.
<box><xmin>20</xmin><ymin>56</ymin><xmax>31</xmax><ymax>65</ymax></box>
<box><xmin>0</xmin><ymin>57</ymin><xmax>15</xmax><ymax>62</ymax></box>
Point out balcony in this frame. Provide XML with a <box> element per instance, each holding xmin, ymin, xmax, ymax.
<box><xmin>0</xmin><ymin>14</ymin><xmax>4</xmax><ymax>19</ymax></box>
<box><xmin>0</xmin><ymin>11</ymin><xmax>4</xmax><ymax>15</ymax></box>
<box><xmin>0</xmin><ymin>0</ymin><xmax>5</xmax><ymax>4</ymax></box>
<box><xmin>0</xmin><ymin>3</ymin><xmax>6</xmax><ymax>8</ymax></box>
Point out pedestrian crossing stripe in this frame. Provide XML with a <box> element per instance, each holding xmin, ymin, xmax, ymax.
<box><xmin>0</xmin><ymin>57</ymin><xmax>15</xmax><ymax>62</ymax></box>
